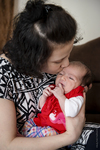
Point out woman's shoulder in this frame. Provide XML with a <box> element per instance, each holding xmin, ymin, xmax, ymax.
<box><xmin>0</xmin><ymin>54</ymin><xmax>11</xmax><ymax>67</ymax></box>
<box><xmin>0</xmin><ymin>55</ymin><xmax>26</xmax><ymax>89</ymax></box>
<box><xmin>0</xmin><ymin>54</ymin><xmax>24</xmax><ymax>79</ymax></box>
<box><xmin>0</xmin><ymin>55</ymin><xmax>12</xmax><ymax>77</ymax></box>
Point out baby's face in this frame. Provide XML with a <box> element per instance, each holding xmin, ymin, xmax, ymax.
<box><xmin>55</xmin><ymin>64</ymin><xmax>86</xmax><ymax>94</ymax></box>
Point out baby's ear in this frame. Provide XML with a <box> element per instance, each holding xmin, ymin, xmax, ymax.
<box><xmin>84</xmin><ymin>83</ymin><xmax>92</xmax><ymax>93</ymax></box>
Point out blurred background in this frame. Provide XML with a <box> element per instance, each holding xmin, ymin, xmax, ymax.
<box><xmin>0</xmin><ymin>0</ymin><xmax>100</xmax><ymax>53</ymax></box>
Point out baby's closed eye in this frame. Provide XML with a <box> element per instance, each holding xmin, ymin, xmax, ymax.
<box><xmin>69</xmin><ymin>77</ymin><xmax>74</xmax><ymax>80</ymax></box>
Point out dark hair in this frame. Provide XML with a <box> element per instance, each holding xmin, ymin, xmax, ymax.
<box><xmin>70</xmin><ymin>61</ymin><xmax>92</xmax><ymax>87</ymax></box>
<box><xmin>3</xmin><ymin>0</ymin><xmax>78</xmax><ymax>78</ymax></box>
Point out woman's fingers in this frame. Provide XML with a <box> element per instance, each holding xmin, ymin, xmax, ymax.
<box><xmin>84</xmin><ymin>83</ymin><xmax>92</xmax><ymax>93</ymax></box>
<box><xmin>81</xmin><ymin>92</ymin><xmax>86</xmax><ymax>113</ymax></box>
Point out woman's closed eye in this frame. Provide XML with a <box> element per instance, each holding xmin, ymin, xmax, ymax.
<box><xmin>54</xmin><ymin>59</ymin><xmax>63</xmax><ymax>64</ymax></box>
<box><xmin>58</xmin><ymin>72</ymin><xmax>63</xmax><ymax>75</ymax></box>
<box><xmin>54</xmin><ymin>55</ymin><xmax>69</xmax><ymax>64</ymax></box>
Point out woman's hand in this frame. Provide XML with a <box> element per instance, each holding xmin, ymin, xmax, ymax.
<box><xmin>64</xmin><ymin>92</ymin><xmax>86</xmax><ymax>143</ymax></box>
<box><xmin>84</xmin><ymin>83</ymin><xmax>92</xmax><ymax>92</ymax></box>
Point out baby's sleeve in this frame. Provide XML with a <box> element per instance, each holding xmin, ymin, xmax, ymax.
<box><xmin>65</xmin><ymin>96</ymin><xmax>84</xmax><ymax>117</ymax></box>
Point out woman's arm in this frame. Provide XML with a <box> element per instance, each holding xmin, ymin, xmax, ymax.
<box><xmin>0</xmin><ymin>97</ymin><xmax>85</xmax><ymax>150</ymax></box>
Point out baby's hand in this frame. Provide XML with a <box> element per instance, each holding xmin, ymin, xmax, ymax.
<box><xmin>43</xmin><ymin>85</ymin><xmax>54</xmax><ymax>98</ymax></box>
<box><xmin>39</xmin><ymin>85</ymin><xmax>54</xmax><ymax>109</ymax></box>
<box><xmin>51</xmin><ymin>84</ymin><xmax>66</xmax><ymax>113</ymax></box>
<box><xmin>51</xmin><ymin>83</ymin><xmax>65</xmax><ymax>100</ymax></box>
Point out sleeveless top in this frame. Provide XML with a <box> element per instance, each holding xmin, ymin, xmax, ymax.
<box><xmin>0</xmin><ymin>56</ymin><xmax>56</xmax><ymax>132</ymax></box>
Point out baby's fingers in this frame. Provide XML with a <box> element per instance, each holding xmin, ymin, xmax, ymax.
<box><xmin>58</xmin><ymin>83</ymin><xmax>63</xmax><ymax>89</ymax></box>
<box><xmin>49</xmin><ymin>85</ymin><xmax>55</xmax><ymax>89</ymax></box>
<box><xmin>43</xmin><ymin>87</ymin><xmax>52</xmax><ymax>96</ymax></box>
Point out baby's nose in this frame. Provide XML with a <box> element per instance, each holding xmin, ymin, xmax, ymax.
<box><xmin>61</xmin><ymin>75</ymin><xmax>66</xmax><ymax>81</ymax></box>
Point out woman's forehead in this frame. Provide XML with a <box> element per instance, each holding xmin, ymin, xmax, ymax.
<box><xmin>48</xmin><ymin>40</ymin><xmax>74</xmax><ymax>62</ymax></box>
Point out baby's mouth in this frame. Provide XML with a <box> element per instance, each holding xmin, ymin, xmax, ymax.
<box><xmin>59</xmin><ymin>82</ymin><xmax>64</xmax><ymax>87</ymax></box>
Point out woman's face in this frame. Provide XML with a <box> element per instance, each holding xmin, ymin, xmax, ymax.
<box><xmin>42</xmin><ymin>39</ymin><xmax>74</xmax><ymax>74</ymax></box>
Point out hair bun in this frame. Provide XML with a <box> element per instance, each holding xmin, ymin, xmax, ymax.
<box><xmin>45</xmin><ymin>5</ymin><xmax>53</xmax><ymax>13</ymax></box>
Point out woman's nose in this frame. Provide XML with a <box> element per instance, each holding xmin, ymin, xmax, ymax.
<box><xmin>61</xmin><ymin>58</ymin><xmax>69</xmax><ymax>68</ymax></box>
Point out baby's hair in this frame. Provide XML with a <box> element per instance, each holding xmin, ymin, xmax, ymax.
<box><xmin>69</xmin><ymin>61</ymin><xmax>92</xmax><ymax>87</ymax></box>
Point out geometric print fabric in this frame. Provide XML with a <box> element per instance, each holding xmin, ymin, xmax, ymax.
<box><xmin>0</xmin><ymin>57</ymin><xmax>56</xmax><ymax>132</ymax></box>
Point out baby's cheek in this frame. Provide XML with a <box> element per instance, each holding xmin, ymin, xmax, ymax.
<box><xmin>55</xmin><ymin>77</ymin><xmax>60</xmax><ymax>86</ymax></box>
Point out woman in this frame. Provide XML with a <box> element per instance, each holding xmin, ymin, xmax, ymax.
<box><xmin>0</xmin><ymin>0</ymin><xmax>99</xmax><ymax>150</ymax></box>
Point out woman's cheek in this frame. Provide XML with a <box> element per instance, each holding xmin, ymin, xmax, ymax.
<box><xmin>53</xmin><ymin>64</ymin><xmax>61</xmax><ymax>72</ymax></box>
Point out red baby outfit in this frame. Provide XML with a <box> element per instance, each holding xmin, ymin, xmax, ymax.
<box><xmin>34</xmin><ymin>85</ymin><xmax>84</xmax><ymax>133</ymax></box>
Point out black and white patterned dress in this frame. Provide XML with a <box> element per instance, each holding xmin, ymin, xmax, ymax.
<box><xmin>0</xmin><ymin>56</ymin><xmax>56</xmax><ymax>132</ymax></box>
<box><xmin>0</xmin><ymin>56</ymin><xmax>100</xmax><ymax>150</ymax></box>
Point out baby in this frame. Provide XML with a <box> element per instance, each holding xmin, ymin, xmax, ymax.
<box><xmin>22</xmin><ymin>61</ymin><xmax>92</xmax><ymax>137</ymax></box>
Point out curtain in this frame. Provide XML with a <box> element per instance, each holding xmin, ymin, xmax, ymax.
<box><xmin>0</xmin><ymin>0</ymin><xmax>14</xmax><ymax>54</ymax></box>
